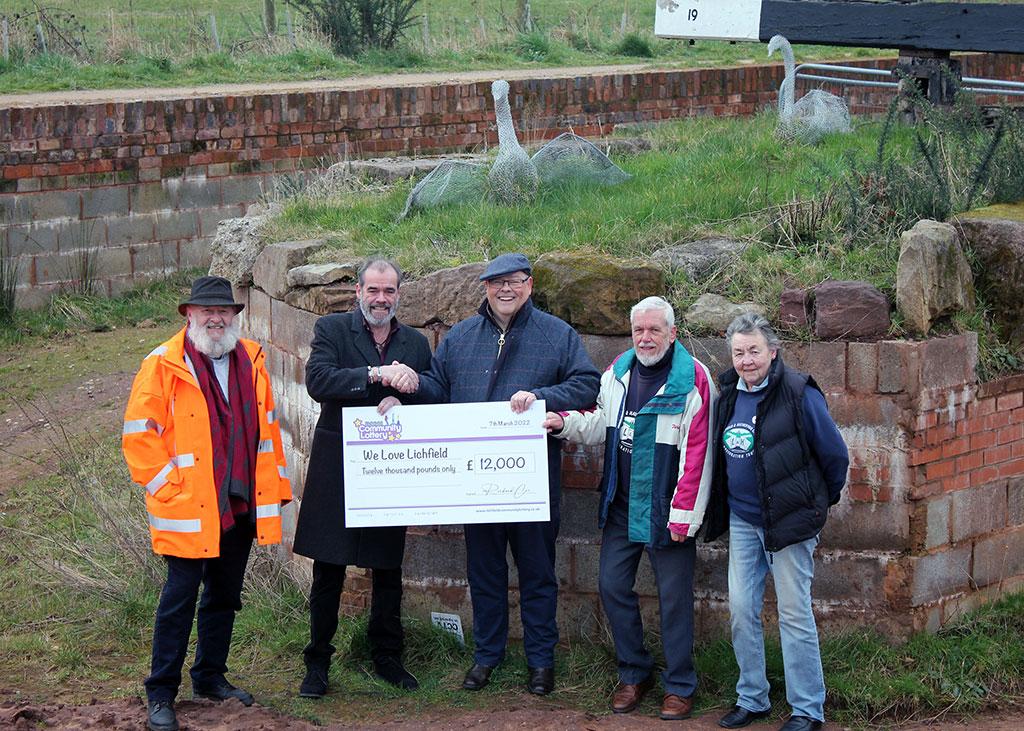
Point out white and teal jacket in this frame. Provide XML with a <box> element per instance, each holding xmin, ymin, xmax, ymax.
<box><xmin>556</xmin><ymin>342</ymin><xmax>717</xmax><ymax>548</ymax></box>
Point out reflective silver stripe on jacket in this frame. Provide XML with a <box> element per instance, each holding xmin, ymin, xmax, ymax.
<box><xmin>148</xmin><ymin>514</ymin><xmax>201</xmax><ymax>533</ymax></box>
<box><xmin>257</xmin><ymin>439</ymin><xmax>274</xmax><ymax>453</ymax></box>
<box><xmin>277</xmin><ymin>465</ymin><xmax>288</xmax><ymax>480</ymax></box>
<box><xmin>267</xmin><ymin>409</ymin><xmax>276</xmax><ymax>424</ymax></box>
<box><xmin>145</xmin><ymin>453</ymin><xmax>195</xmax><ymax>495</ymax></box>
<box><xmin>255</xmin><ymin>503</ymin><xmax>281</xmax><ymax>519</ymax></box>
<box><xmin>123</xmin><ymin>418</ymin><xmax>164</xmax><ymax>436</ymax></box>
<box><xmin>146</xmin><ymin>345</ymin><xmax>168</xmax><ymax>359</ymax></box>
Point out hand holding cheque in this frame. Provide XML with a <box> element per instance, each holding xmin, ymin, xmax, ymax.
<box><xmin>343</xmin><ymin>400</ymin><xmax>550</xmax><ymax>527</ymax></box>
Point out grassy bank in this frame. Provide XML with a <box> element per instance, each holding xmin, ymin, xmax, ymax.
<box><xmin>0</xmin><ymin>0</ymin><xmax>888</xmax><ymax>93</ymax></box>
<box><xmin>1</xmin><ymin>416</ymin><xmax>1022</xmax><ymax>725</ymax></box>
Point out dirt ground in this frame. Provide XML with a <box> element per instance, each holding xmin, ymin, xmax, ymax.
<box><xmin>2</xmin><ymin>691</ymin><xmax>1024</xmax><ymax>731</ymax></box>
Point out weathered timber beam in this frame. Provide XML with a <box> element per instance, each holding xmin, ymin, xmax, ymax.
<box><xmin>760</xmin><ymin>0</ymin><xmax>1024</xmax><ymax>53</ymax></box>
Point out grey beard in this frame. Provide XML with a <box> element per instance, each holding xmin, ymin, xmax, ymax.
<box><xmin>636</xmin><ymin>344</ymin><xmax>671</xmax><ymax>367</ymax></box>
<box><xmin>187</xmin><ymin>320</ymin><xmax>240</xmax><ymax>358</ymax></box>
<box><xmin>360</xmin><ymin>297</ymin><xmax>398</xmax><ymax>327</ymax></box>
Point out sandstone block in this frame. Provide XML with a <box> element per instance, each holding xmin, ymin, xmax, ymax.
<box><xmin>778</xmin><ymin>289</ymin><xmax>809</xmax><ymax>329</ymax></box>
<box><xmin>130</xmin><ymin>182</ymin><xmax>174</xmax><ymax>214</ymax></box>
<box><xmin>533</xmin><ymin>252</ymin><xmax>665</xmax><ymax>335</ymax></box>
<box><xmin>284</xmin><ymin>284</ymin><xmax>358</xmax><ymax>315</ymax></box>
<box><xmin>5</xmin><ymin>222</ymin><xmax>60</xmax><ymax>256</ymax></box>
<box><xmin>814</xmin><ymin>551</ymin><xmax>892</xmax><ymax>604</ymax></box>
<box><xmin>270</xmin><ymin>297</ymin><xmax>320</xmax><ymax>361</ymax></box>
<box><xmin>909</xmin><ymin>544</ymin><xmax>972</xmax><ymax>606</ymax></box>
<box><xmin>580</xmin><ymin>333</ymin><xmax>631</xmax><ymax>371</ymax></box>
<box><xmin>154</xmin><ymin>210</ymin><xmax>198</xmax><ymax>241</ymax></box>
<box><xmin>253</xmin><ymin>239</ymin><xmax>328</xmax><ymax>300</ymax></box>
<box><xmin>176</xmin><ymin>178</ymin><xmax>223</xmax><ymax>210</ymax></box>
<box><xmin>398</xmin><ymin>262</ymin><xmax>486</xmax><ymax>328</ymax></box>
<box><xmin>651</xmin><ymin>237</ymin><xmax>750</xmax><ymax>281</ymax></box>
<box><xmin>207</xmin><ymin>204</ymin><xmax>282</xmax><ymax>287</ymax></box>
<box><xmin>684</xmin><ymin>293</ymin><xmax>763</xmax><ymax>334</ymax></box>
<box><xmin>958</xmin><ymin>208</ymin><xmax>1024</xmax><ymax>346</ymax></box>
<box><xmin>814</xmin><ymin>280</ymin><xmax>890</xmax><ymax>340</ymax></box>
<box><xmin>896</xmin><ymin>219</ymin><xmax>974</xmax><ymax>335</ymax></box>
<box><xmin>920</xmin><ymin>333</ymin><xmax>978</xmax><ymax>390</ymax></box>
<box><xmin>847</xmin><ymin>341</ymin><xmax>878</xmax><ymax>393</ymax></box>
<box><xmin>559</xmin><ymin>487</ymin><xmax>600</xmax><ymax>542</ymax></box>
<box><xmin>1010</xmin><ymin>477</ymin><xmax>1024</xmax><ymax>527</ymax></box>
<box><xmin>107</xmin><ymin>214</ymin><xmax>157</xmax><ymax>247</ymax></box>
<box><xmin>178</xmin><ymin>237</ymin><xmax>211</xmax><ymax>270</ymax></box>
<box><xmin>81</xmin><ymin>186</ymin><xmax>129</xmax><ymax>219</ymax></box>
<box><xmin>971</xmin><ymin>527</ymin><xmax>1024</xmax><ymax>588</ymax></box>
<box><xmin>951</xmin><ymin>481</ymin><xmax>1007</xmax><ymax>542</ymax></box>
<box><xmin>287</xmin><ymin>262</ymin><xmax>359</xmax><ymax>288</ymax></box>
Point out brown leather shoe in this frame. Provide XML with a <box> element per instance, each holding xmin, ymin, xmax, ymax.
<box><xmin>660</xmin><ymin>693</ymin><xmax>694</xmax><ymax>721</ymax></box>
<box><xmin>611</xmin><ymin>676</ymin><xmax>654</xmax><ymax>713</ymax></box>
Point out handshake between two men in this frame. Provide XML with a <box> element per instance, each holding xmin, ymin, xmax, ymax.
<box><xmin>375</xmin><ymin>359</ymin><xmax>539</xmax><ymax>418</ymax></box>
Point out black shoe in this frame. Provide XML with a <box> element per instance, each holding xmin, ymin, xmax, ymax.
<box><xmin>192</xmin><ymin>681</ymin><xmax>255</xmax><ymax>706</ymax></box>
<box><xmin>461</xmin><ymin>663</ymin><xmax>494</xmax><ymax>691</ymax></box>
<box><xmin>719</xmin><ymin>705</ymin><xmax>772</xmax><ymax>729</ymax></box>
<box><xmin>146</xmin><ymin>700</ymin><xmax>178</xmax><ymax>731</ymax></box>
<box><xmin>526</xmin><ymin>666</ymin><xmax>554</xmax><ymax>695</ymax></box>
<box><xmin>778</xmin><ymin>716</ymin><xmax>823</xmax><ymax>731</ymax></box>
<box><xmin>299</xmin><ymin>664</ymin><xmax>329</xmax><ymax>698</ymax></box>
<box><xmin>374</xmin><ymin>656</ymin><xmax>419</xmax><ymax>690</ymax></box>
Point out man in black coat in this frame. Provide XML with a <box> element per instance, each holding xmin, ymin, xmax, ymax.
<box><xmin>292</xmin><ymin>258</ymin><xmax>432</xmax><ymax>698</ymax></box>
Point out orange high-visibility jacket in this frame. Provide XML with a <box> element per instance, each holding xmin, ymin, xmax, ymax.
<box><xmin>122</xmin><ymin>327</ymin><xmax>292</xmax><ymax>558</ymax></box>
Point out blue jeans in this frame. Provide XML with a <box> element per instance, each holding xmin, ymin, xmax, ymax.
<box><xmin>728</xmin><ymin>513</ymin><xmax>825</xmax><ymax>721</ymax></box>
<box><xmin>599</xmin><ymin>509</ymin><xmax>697</xmax><ymax>697</ymax></box>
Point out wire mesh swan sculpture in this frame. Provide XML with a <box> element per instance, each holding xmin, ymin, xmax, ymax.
<box><xmin>399</xmin><ymin>79</ymin><xmax>631</xmax><ymax>219</ymax></box>
<box><xmin>768</xmin><ymin>34</ymin><xmax>852</xmax><ymax>144</ymax></box>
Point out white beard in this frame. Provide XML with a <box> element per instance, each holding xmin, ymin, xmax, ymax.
<box><xmin>187</xmin><ymin>320</ymin><xmax>240</xmax><ymax>358</ymax></box>
<box><xmin>360</xmin><ymin>296</ymin><xmax>398</xmax><ymax>327</ymax></box>
<box><xmin>636</xmin><ymin>343</ymin><xmax>671</xmax><ymax>367</ymax></box>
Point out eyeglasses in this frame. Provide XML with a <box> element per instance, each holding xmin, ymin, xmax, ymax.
<box><xmin>485</xmin><ymin>277</ymin><xmax>530</xmax><ymax>290</ymax></box>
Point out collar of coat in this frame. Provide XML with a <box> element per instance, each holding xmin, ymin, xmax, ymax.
<box><xmin>718</xmin><ymin>352</ymin><xmax>785</xmax><ymax>393</ymax></box>
<box><xmin>611</xmin><ymin>340</ymin><xmax>695</xmax><ymax>414</ymax></box>
<box><xmin>477</xmin><ymin>296</ymin><xmax>534</xmax><ymax>332</ymax></box>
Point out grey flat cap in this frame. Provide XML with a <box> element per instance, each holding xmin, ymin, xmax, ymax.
<box><xmin>479</xmin><ymin>252</ymin><xmax>532</xmax><ymax>281</ymax></box>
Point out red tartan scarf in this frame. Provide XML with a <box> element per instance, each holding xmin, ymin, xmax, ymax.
<box><xmin>183</xmin><ymin>335</ymin><xmax>259</xmax><ymax>532</ymax></box>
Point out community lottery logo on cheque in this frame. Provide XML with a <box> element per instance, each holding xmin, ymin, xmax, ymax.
<box><xmin>352</xmin><ymin>416</ymin><xmax>403</xmax><ymax>441</ymax></box>
<box><xmin>723</xmin><ymin>424</ymin><xmax>754</xmax><ymax>457</ymax></box>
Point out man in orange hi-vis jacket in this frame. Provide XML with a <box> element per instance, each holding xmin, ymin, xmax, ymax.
<box><xmin>122</xmin><ymin>275</ymin><xmax>291</xmax><ymax>731</ymax></box>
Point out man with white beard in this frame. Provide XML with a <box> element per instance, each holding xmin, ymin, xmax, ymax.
<box><xmin>123</xmin><ymin>275</ymin><xmax>292</xmax><ymax>731</ymax></box>
<box><xmin>292</xmin><ymin>257</ymin><xmax>432</xmax><ymax>699</ymax></box>
<box><xmin>543</xmin><ymin>296</ymin><xmax>716</xmax><ymax>721</ymax></box>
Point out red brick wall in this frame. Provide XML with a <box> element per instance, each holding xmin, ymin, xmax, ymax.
<box><xmin>4</xmin><ymin>54</ymin><xmax>1023</xmax><ymax>305</ymax></box>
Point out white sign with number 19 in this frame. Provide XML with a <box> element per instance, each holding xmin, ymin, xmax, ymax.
<box><xmin>654</xmin><ymin>0</ymin><xmax>763</xmax><ymax>42</ymax></box>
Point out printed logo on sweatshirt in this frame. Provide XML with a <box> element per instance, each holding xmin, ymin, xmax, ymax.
<box><xmin>723</xmin><ymin>422</ymin><xmax>754</xmax><ymax>458</ymax></box>
<box><xmin>619</xmin><ymin>413</ymin><xmax>636</xmax><ymax>455</ymax></box>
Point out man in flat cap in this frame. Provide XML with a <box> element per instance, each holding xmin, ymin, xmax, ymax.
<box><xmin>123</xmin><ymin>275</ymin><xmax>292</xmax><ymax>731</ymax></box>
<box><xmin>413</xmin><ymin>252</ymin><xmax>600</xmax><ymax>695</ymax></box>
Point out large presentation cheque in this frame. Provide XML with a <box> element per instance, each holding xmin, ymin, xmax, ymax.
<box><xmin>341</xmin><ymin>400</ymin><xmax>550</xmax><ymax>527</ymax></box>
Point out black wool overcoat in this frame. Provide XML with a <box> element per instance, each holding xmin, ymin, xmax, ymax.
<box><xmin>292</xmin><ymin>311</ymin><xmax>432</xmax><ymax>568</ymax></box>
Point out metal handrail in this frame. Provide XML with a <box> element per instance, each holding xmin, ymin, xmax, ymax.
<box><xmin>792</xmin><ymin>62</ymin><xmax>1024</xmax><ymax>98</ymax></box>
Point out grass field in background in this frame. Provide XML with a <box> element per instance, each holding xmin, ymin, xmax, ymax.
<box><xmin>0</xmin><ymin>0</ymin><xmax>889</xmax><ymax>93</ymax></box>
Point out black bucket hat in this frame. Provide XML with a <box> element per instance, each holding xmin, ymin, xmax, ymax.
<box><xmin>178</xmin><ymin>275</ymin><xmax>244</xmax><ymax>316</ymax></box>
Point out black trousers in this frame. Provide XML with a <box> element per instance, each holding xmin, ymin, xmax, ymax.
<box><xmin>303</xmin><ymin>560</ymin><xmax>404</xmax><ymax>668</ymax></box>
<box><xmin>145</xmin><ymin>521</ymin><xmax>254</xmax><ymax>703</ymax></box>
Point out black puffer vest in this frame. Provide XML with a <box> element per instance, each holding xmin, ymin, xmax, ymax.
<box><xmin>703</xmin><ymin>355</ymin><xmax>830</xmax><ymax>551</ymax></box>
